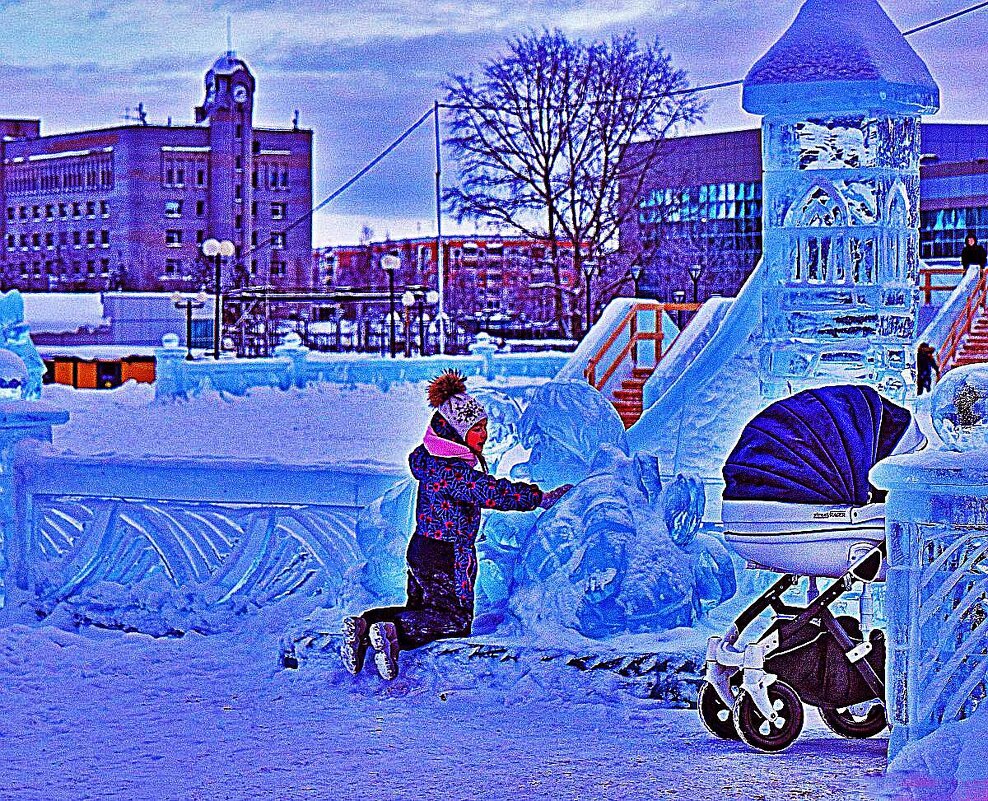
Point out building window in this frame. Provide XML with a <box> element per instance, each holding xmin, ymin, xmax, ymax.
<box><xmin>72</xmin><ymin>202</ymin><xmax>82</xmax><ymax>219</ymax></box>
<box><xmin>280</xmin><ymin>170</ymin><xmax>289</xmax><ymax>188</ymax></box>
<box><xmin>31</xmin><ymin>233</ymin><xmax>40</xmax><ymax>249</ymax></box>
<box><xmin>45</xmin><ymin>233</ymin><xmax>54</xmax><ymax>248</ymax></box>
<box><xmin>165</xmin><ymin>258</ymin><xmax>181</xmax><ymax>275</ymax></box>
<box><xmin>32</xmin><ymin>206</ymin><xmax>41</xmax><ymax>220</ymax></box>
<box><xmin>86</xmin><ymin>201</ymin><xmax>96</xmax><ymax>217</ymax></box>
<box><xmin>101</xmin><ymin>200</ymin><xmax>109</xmax><ymax>216</ymax></box>
<box><xmin>235</xmin><ymin>155</ymin><xmax>243</xmax><ymax>171</ymax></box>
<box><xmin>196</xmin><ymin>230</ymin><xmax>205</xmax><ymax>245</ymax></box>
<box><xmin>59</xmin><ymin>232</ymin><xmax>68</xmax><ymax>246</ymax></box>
<box><xmin>235</xmin><ymin>214</ymin><xmax>242</xmax><ymax>231</ymax></box>
<box><xmin>250</xmin><ymin>259</ymin><xmax>258</xmax><ymax>275</ymax></box>
<box><xmin>271</xmin><ymin>232</ymin><xmax>286</xmax><ymax>249</ymax></box>
<box><xmin>85</xmin><ymin>230</ymin><xmax>96</xmax><ymax>247</ymax></box>
<box><xmin>196</xmin><ymin>169</ymin><xmax>206</xmax><ymax>187</ymax></box>
<box><xmin>5</xmin><ymin>208</ymin><xmax>12</xmax><ymax>222</ymax></box>
<box><xmin>165</xmin><ymin>230</ymin><xmax>183</xmax><ymax>247</ymax></box>
<box><xmin>250</xmin><ymin>201</ymin><xmax>257</xmax><ymax>216</ymax></box>
<box><xmin>271</xmin><ymin>259</ymin><xmax>287</xmax><ymax>276</ymax></box>
<box><xmin>165</xmin><ymin>200</ymin><xmax>183</xmax><ymax>217</ymax></box>
<box><xmin>59</xmin><ymin>203</ymin><xmax>68</xmax><ymax>219</ymax></box>
<box><xmin>251</xmin><ymin>170</ymin><xmax>258</xmax><ymax>189</ymax></box>
<box><xmin>176</xmin><ymin>168</ymin><xmax>185</xmax><ymax>186</ymax></box>
<box><xmin>101</xmin><ymin>230</ymin><xmax>110</xmax><ymax>246</ymax></box>
<box><xmin>235</xmin><ymin>123</ymin><xmax>243</xmax><ymax>140</ymax></box>
<box><xmin>45</xmin><ymin>204</ymin><xmax>55</xmax><ymax>220</ymax></box>
<box><xmin>251</xmin><ymin>231</ymin><xmax>258</xmax><ymax>247</ymax></box>
<box><xmin>6</xmin><ymin>234</ymin><xmax>14</xmax><ymax>250</ymax></box>
<box><xmin>271</xmin><ymin>202</ymin><xmax>286</xmax><ymax>220</ymax></box>
<box><xmin>195</xmin><ymin>200</ymin><xmax>205</xmax><ymax>217</ymax></box>
<box><xmin>165</xmin><ymin>167</ymin><xmax>174</xmax><ymax>186</ymax></box>
<box><xmin>235</xmin><ymin>184</ymin><xmax>243</xmax><ymax>202</ymax></box>
<box><xmin>19</xmin><ymin>207</ymin><xmax>27</xmax><ymax>220</ymax></box>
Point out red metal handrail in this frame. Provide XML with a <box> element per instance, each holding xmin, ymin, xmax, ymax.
<box><xmin>584</xmin><ymin>301</ymin><xmax>701</xmax><ymax>390</ymax></box>
<box><xmin>919</xmin><ymin>266</ymin><xmax>966</xmax><ymax>305</ymax></box>
<box><xmin>939</xmin><ymin>268</ymin><xmax>988</xmax><ymax>372</ymax></box>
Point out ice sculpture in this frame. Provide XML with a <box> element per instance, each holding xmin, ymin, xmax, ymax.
<box><xmin>0</xmin><ymin>291</ymin><xmax>45</xmax><ymax>399</ymax></box>
<box><xmin>511</xmin><ymin>380</ymin><xmax>628</xmax><ymax>488</ymax></box>
<box><xmin>513</xmin><ymin>446</ymin><xmax>735</xmax><ymax>639</ymax></box>
<box><xmin>931</xmin><ymin>365</ymin><xmax>988</xmax><ymax>452</ymax></box>
<box><xmin>743</xmin><ymin>0</ymin><xmax>940</xmax><ymax>399</ymax></box>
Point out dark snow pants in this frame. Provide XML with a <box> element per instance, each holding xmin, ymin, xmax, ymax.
<box><xmin>360</xmin><ymin>534</ymin><xmax>473</xmax><ymax>651</ymax></box>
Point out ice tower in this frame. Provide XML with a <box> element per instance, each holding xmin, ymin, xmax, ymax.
<box><xmin>743</xmin><ymin>0</ymin><xmax>940</xmax><ymax>398</ymax></box>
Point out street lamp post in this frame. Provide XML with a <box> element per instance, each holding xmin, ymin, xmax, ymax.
<box><xmin>630</xmin><ymin>259</ymin><xmax>644</xmax><ymax>299</ymax></box>
<box><xmin>672</xmin><ymin>289</ymin><xmax>687</xmax><ymax>330</ymax></box>
<box><xmin>401</xmin><ymin>290</ymin><xmax>416</xmax><ymax>358</ymax></box>
<box><xmin>381</xmin><ymin>254</ymin><xmax>400</xmax><ymax>358</ymax></box>
<box><xmin>423</xmin><ymin>289</ymin><xmax>439</xmax><ymax>356</ymax></box>
<box><xmin>687</xmin><ymin>263</ymin><xmax>704</xmax><ymax>304</ymax></box>
<box><xmin>172</xmin><ymin>291</ymin><xmax>208</xmax><ymax>361</ymax></box>
<box><xmin>202</xmin><ymin>238</ymin><xmax>235</xmax><ymax>360</ymax></box>
<box><xmin>582</xmin><ymin>259</ymin><xmax>598</xmax><ymax>335</ymax></box>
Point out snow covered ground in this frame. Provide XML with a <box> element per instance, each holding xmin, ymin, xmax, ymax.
<box><xmin>0</xmin><ymin>614</ymin><xmax>893</xmax><ymax>801</ymax></box>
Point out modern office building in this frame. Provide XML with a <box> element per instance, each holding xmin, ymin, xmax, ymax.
<box><xmin>0</xmin><ymin>52</ymin><xmax>313</xmax><ymax>292</ymax></box>
<box><xmin>621</xmin><ymin>123</ymin><xmax>988</xmax><ymax>302</ymax></box>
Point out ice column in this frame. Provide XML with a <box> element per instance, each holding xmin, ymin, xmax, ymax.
<box><xmin>742</xmin><ymin>0</ymin><xmax>940</xmax><ymax>398</ymax></box>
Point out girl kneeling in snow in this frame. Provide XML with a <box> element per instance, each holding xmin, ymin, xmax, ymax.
<box><xmin>342</xmin><ymin>370</ymin><xmax>569</xmax><ymax>680</ymax></box>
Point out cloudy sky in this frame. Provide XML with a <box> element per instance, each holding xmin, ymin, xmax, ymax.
<box><xmin>0</xmin><ymin>0</ymin><xmax>984</xmax><ymax>245</ymax></box>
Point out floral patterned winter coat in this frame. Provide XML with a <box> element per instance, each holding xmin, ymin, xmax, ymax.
<box><xmin>408</xmin><ymin>441</ymin><xmax>542</xmax><ymax>604</ymax></box>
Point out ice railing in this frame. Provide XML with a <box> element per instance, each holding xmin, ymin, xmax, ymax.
<box><xmin>153</xmin><ymin>332</ymin><xmax>569</xmax><ymax>401</ymax></box>
<box><xmin>7</xmin><ymin>433</ymin><xmax>406</xmax><ymax>633</ymax></box>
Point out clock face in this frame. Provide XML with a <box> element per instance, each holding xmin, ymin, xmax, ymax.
<box><xmin>233</xmin><ymin>85</ymin><xmax>248</xmax><ymax>104</ymax></box>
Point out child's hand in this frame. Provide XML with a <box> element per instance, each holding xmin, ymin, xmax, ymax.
<box><xmin>539</xmin><ymin>484</ymin><xmax>574</xmax><ymax>510</ymax></box>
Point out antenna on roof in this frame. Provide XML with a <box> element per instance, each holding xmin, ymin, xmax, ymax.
<box><xmin>226</xmin><ymin>16</ymin><xmax>234</xmax><ymax>56</ymax></box>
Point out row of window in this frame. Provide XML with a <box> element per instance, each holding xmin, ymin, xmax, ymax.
<box><xmin>3</xmin><ymin>257</ymin><xmax>112</xmax><ymax>278</ymax></box>
<box><xmin>162</xmin><ymin>160</ymin><xmax>291</xmax><ymax>191</ymax></box>
<box><xmin>641</xmin><ymin>182</ymin><xmax>763</xmax><ymax>209</ymax></box>
<box><xmin>921</xmin><ymin>207</ymin><xmax>988</xmax><ymax>232</ymax></box>
<box><xmin>165</xmin><ymin>230</ymin><xmax>287</xmax><ymax>249</ymax></box>
<box><xmin>7</xmin><ymin>229</ymin><xmax>110</xmax><ymax>250</ymax></box>
<box><xmin>164</xmin><ymin>200</ymin><xmax>287</xmax><ymax>220</ymax></box>
<box><xmin>4</xmin><ymin>153</ymin><xmax>115</xmax><ymax>196</ymax></box>
<box><xmin>163</xmin><ymin>257</ymin><xmax>288</xmax><ymax>277</ymax></box>
<box><xmin>7</xmin><ymin>200</ymin><xmax>110</xmax><ymax>223</ymax></box>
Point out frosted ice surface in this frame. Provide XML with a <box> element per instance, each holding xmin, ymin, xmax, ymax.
<box><xmin>510</xmin><ymin>379</ymin><xmax>628</xmax><ymax>488</ymax></box>
<box><xmin>744</xmin><ymin>0</ymin><xmax>938</xmax><ymax>92</ymax></box>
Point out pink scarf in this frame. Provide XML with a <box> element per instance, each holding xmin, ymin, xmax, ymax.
<box><xmin>423</xmin><ymin>426</ymin><xmax>478</xmax><ymax>467</ymax></box>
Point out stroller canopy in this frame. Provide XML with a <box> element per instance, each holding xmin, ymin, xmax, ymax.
<box><xmin>723</xmin><ymin>385</ymin><xmax>912</xmax><ymax>506</ymax></box>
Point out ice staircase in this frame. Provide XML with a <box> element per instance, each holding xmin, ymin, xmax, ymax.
<box><xmin>581</xmin><ymin>301</ymin><xmax>699</xmax><ymax>429</ymax></box>
<box><xmin>937</xmin><ymin>267</ymin><xmax>988</xmax><ymax>372</ymax></box>
<box><xmin>610</xmin><ymin>367</ymin><xmax>653</xmax><ymax>427</ymax></box>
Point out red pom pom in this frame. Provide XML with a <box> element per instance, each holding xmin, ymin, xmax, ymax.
<box><xmin>428</xmin><ymin>370</ymin><xmax>467</xmax><ymax>408</ymax></box>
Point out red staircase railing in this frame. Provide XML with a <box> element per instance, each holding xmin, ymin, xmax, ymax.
<box><xmin>919</xmin><ymin>266</ymin><xmax>966</xmax><ymax>305</ymax></box>
<box><xmin>585</xmin><ymin>301</ymin><xmax>701</xmax><ymax>390</ymax></box>
<box><xmin>939</xmin><ymin>268</ymin><xmax>988</xmax><ymax>372</ymax></box>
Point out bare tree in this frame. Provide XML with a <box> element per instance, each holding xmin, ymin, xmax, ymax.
<box><xmin>444</xmin><ymin>29</ymin><xmax>704</xmax><ymax>334</ymax></box>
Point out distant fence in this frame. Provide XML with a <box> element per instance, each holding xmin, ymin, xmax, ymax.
<box><xmin>154</xmin><ymin>332</ymin><xmax>568</xmax><ymax>400</ymax></box>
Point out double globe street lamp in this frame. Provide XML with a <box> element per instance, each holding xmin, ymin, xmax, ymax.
<box><xmin>202</xmin><ymin>238</ymin><xmax>235</xmax><ymax>360</ymax></box>
<box><xmin>172</xmin><ymin>291</ymin><xmax>208</xmax><ymax>361</ymax></box>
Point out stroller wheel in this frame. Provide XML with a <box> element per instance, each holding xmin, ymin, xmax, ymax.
<box><xmin>698</xmin><ymin>682</ymin><xmax>740</xmax><ymax>740</ymax></box>
<box><xmin>820</xmin><ymin>702</ymin><xmax>887</xmax><ymax>739</ymax></box>
<box><xmin>732</xmin><ymin>681</ymin><xmax>804</xmax><ymax>753</ymax></box>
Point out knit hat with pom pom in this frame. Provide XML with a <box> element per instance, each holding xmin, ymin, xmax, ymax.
<box><xmin>428</xmin><ymin>370</ymin><xmax>488</xmax><ymax>441</ymax></box>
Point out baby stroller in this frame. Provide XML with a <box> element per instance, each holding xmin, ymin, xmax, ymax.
<box><xmin>698</xmin><ymin>385</ymin><xmax>921</xmax><ymax>752</ymax></box>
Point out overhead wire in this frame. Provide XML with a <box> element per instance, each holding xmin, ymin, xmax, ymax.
<box><xmin>248</xmin><ymin>0</ymin><xmax>988</xmax><ymax>271</ymax></box>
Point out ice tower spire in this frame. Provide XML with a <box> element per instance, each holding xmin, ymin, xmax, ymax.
<box><xmin>743</xmin><ymin>0</ymin><xmax>941</xmax><ymax>399</ymax></box>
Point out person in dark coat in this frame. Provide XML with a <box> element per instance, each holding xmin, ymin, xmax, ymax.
<box><xmin>962</xmin><ymin>232</ymin><xmax>987</xmax><ymax>270</ymax></box>
<box><xmin>341</xmin><ymin>370</ymin><xmax>570</xmax><ymax>680</ymax></box>
<box><xmin>916</xmin><ymin>342</ymin><xmax>940</xmax><ymax>396</ymax></box>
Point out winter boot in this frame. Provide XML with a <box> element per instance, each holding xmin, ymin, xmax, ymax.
<box><xmin>340</xmin><ymin>616</ymin><xmax>369</xmax><ymax>675</ymax></box>
<box><xmin>368</xmin><ymin>621</ymin><xmax>400</xmax><ymax>680</ymax></box>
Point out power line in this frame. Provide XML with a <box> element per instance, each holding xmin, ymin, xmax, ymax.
<box><xmin>904</xmin><ymin>0</ymin><xmax>988</xmax><ymax>36</ymax></box>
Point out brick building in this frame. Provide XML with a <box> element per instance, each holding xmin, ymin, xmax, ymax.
<box><xmin>320</xmin><ymin>235</ymin><xmax>579</xmax><ymax>331</ymax></box>
<box><xmin>0</xmin><ymin>51</ymin><xmax>313</xmax><ymax>292</ymax></box>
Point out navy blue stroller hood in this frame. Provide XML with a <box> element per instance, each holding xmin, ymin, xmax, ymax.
<box><xmin>723</xmin><ymin>386</ymin><xmax>912</xmax><ymax>506</ymax></box>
